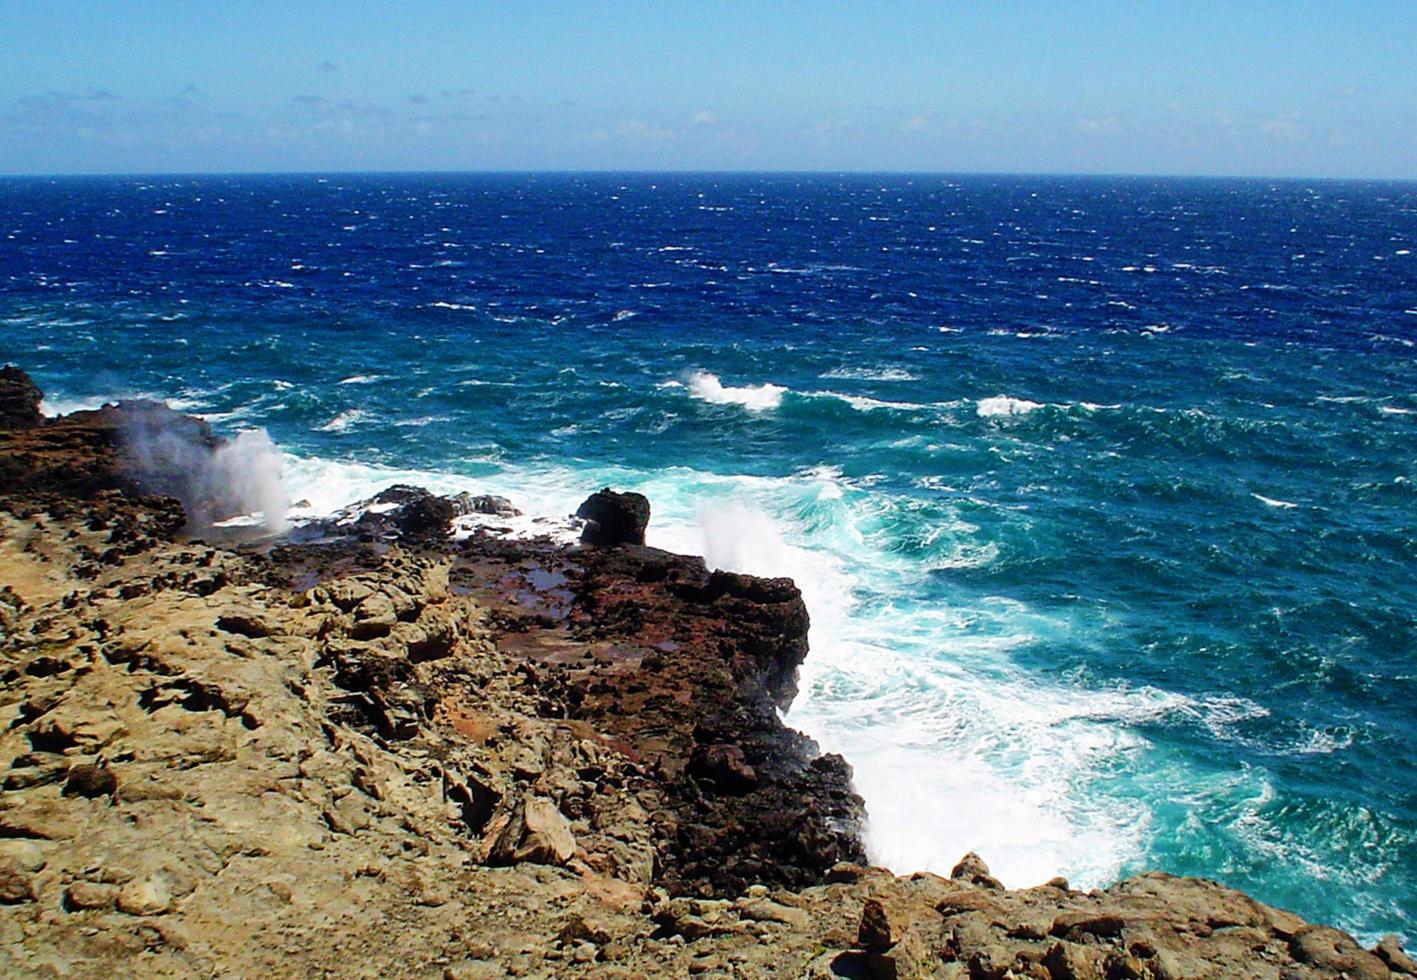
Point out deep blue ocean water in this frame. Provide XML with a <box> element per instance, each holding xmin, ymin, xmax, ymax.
<box><xmin>2</xmin><ymin>172</ymin><xmax>1414</xmax><ymax>941</ymax></box>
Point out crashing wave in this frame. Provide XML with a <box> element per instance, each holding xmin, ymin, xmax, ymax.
<box><xmin>686</xmin><ymin>370</ymin><xmax>786</xmax><ymax>412</ymax></box>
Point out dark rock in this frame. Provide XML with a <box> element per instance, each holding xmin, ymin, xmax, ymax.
<box><xmin>454</xmin><ymin>492</ymin><xmax>520</xmax><ymax>517</ymax></box>
<box><xmin>399</xmin><ymin>493</ymin><xmax>457</xmax><ymax>540</ymax></box>
<box><xmin>356</xmin><ymin>485</ymin><xmax>459</xmax><ymax>541</ymax></box>
<box><xmin>688</xmin><ymin>743</ymin><xmax>758</xmax><ymax>793</ymax></box>
<box><xmin>576</xmin><ymin>488</ymin><xmax>650</xmax><ymax>546</ymax></box>
<box><xmin>64</xmin><ymin>763</ymin><xmax>118</xmax><ymax>798</ymax></box>
<box><xmin>0</xmin><ymin>365</ymin><xmax>43</xmax><ymax>429</ymax></box>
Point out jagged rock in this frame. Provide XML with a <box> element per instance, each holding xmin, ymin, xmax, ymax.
<box><xmin>576</xmin><ymin>488</ymin><xmax>650</xmax><ymax>546</ymax></box>
<box><xmin>486</xmin><ymin>796</ymin><xmax>576</xmax><ymax>866</ymax></box>
<box><xmin>0</xmin><ymin>365</ymin><xmax>43</xmax><ymax>429</ymax></box>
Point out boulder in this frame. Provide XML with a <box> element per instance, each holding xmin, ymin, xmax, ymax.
<box><xmin>576</xmin><ymin>488</ymin><xmax>650</xmax><ymax>546</ymax></box>
<box><xmin>453</xmin><ymin>492</ymin><xmax>519</xmax><ymax>517</ymax></box>
<box><xmin>0</xmin><ymin>365</ymin><xmax>43</xmax><ymax>429</ymax></box>
<box><xmin>486</xmin><ymin>796</ymin><xmax>576</xmax><ymax>866</ymax></box>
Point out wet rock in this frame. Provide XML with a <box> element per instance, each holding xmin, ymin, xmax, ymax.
<box><xmin>398</xmin><ymin>493</ymin><xmax>458</xmax><ymax>541</ymax></box>
<box><xmin>576</xmin><ymin>489</ymin><xmax>650</xmax><ymax>546</ymax></box>
<box><xmin>455</xmin><ymin>493</ymin><xmax>520</xmax><ymax>517</ymax></box>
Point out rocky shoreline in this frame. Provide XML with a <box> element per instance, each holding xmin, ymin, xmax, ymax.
<box><xmin>0</xmin><ymin>366</ymin><xmax>1412</xmax><ymax>979</ymax></box>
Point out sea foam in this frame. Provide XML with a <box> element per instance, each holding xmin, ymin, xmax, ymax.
<box><xmin>686</xmin><ymin>370</ymin><xmax>786</xmax><ymax>411</ymax></box>
<box><xmin>977</xmin><ymin>395</ymin><xmax>1043</xmax><ymax>417</ymax></box>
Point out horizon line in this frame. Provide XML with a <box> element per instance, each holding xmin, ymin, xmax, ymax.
<box><xmin>2</xmin><ymin>166</ymin><xmax>1415</xmax><ymax>185</ymax></box>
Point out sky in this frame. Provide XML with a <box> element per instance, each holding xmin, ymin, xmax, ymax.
<box><xmin>1</xmin><ymin>1</ymin><xmax>1414</xmax><ymax>178</ymax></box>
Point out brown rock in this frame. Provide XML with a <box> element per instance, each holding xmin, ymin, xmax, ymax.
<box><xmin>1377</xmin><ymin>935</ymin><xmax>1417</xmax><ymax>975</ymax></box>
<box><xmin>487</xmin><ymin>796</ymin><xmax>576</xmax><ymax>866</ymax></box>
<box><xmin>116</xmin><ymin>874</ymin><xmax>173</xmax><ymax>916</ymax></box>
<box><xmin>1044</xmin><ymin>941</ymin><xmax>1104</xmax><ymax>980</ymax></box>
<box><xmin>65</xmin><ymin>880</ymin><xmax>118</xmax><ymax>910</ymax></box>
<box><xmin>859</xmin><ymin>893</ymin><xmax>938</xmax><ymax>950</ymax></box>
<box><xmin>64</xmin><ymin>762</ymin><xmax>117</xmax><ymax>798</ymax></box>
<box><xmin>1051</xmin><ymin>911</ymin><xmax>1126</xmax><ymax>939</ymax></box>
<box><xmin>951</xmin><ymin>852</ymin><xmax>991</xmax><ymax>881</ymax></box>
<box><xmin>0</xmin><ymin>860</ymin><xmax>36</xmax><ymax>903</ymax></box>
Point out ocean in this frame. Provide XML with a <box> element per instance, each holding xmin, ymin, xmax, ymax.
<box><xmin>2</xmin><ymin>172</ymin><xmax>1413</xmax><ymax>942</ymax></box>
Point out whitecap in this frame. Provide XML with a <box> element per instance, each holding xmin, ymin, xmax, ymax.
<box><xmin>977</xmin><ymin>395</ymin><xmax>1043</xmax><ymax>417</ymax></box>
<box><xmin>317</xmin><ymin>409</ymin><xmax>368</xmax><ymax>433</ymax></box>
<box><xmin>808</xmin><ymin>391</ymin><xmax>932</xmax><ymax>413</ymax></box>
<box><xmin>820</xmin><ymin>366</ymin><xmax>919</xmax><ymax>382</ymax></box>
<box><xmin>337</xmin><ymin>374</ymin><xmax>380</xmax><ymax>385</ymax></box>
<box><xmin>686</xmin><ymin>370</ymin><xmax>785</xmax><ymax>412</ymax></box>
<box><xmin>1252</xmin><ymin>493</ymin><xmax>1298</xmax><ymax>509</ymax></box>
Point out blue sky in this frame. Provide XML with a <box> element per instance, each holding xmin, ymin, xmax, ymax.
<box><xmin>1</xmin><ymin>1</ymin><xmax>1414</xmax><ymax>177</ymax></box>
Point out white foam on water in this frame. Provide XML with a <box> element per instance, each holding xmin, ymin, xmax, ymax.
<box><xmin>820</xmin><ymin>366</ymin><xmax>919</xmax><ymax>382</ymax></box>
<box><xmin>686</xmin><ymin>370</ymin><xmax>785</xmax><ymax>412</ymax></box>
<box><xmin>40</xmin><ymin>394</ymin><xmax>115</xmax><ymax>417</ymax></box>
<box><xmin>635</xmin><ymin>474</ymin><xmax>1173</xmax><ymax>889</ymax></box>
<box><xmin>1252</xmin><ymin>493</ymin><xmax>1298</xmax><ymax>509</ymax></box>
<box><xmin>337</xmin><ymin>374</ymin><xmax>381</xmax><ymax>385</ymax></box>
<box><xmin>317</xmin><ymin>409</ymin><xmax>369</xmax><ymax>433</ymax></box>
<box><xmin>977</xmin><ymin>395</ymin><xmax>1043</xmax><ymax>417</ymax></box>
<box><xmin>807</xmin><ymin>390</ymin><xmax>935</xmax><ymax>413</ymax></box>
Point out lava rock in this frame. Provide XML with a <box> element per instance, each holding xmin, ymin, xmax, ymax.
<box><xmin>576</xmin><ymin>489</ymin><xmax>650</xmax><ymax>546</ymax></box>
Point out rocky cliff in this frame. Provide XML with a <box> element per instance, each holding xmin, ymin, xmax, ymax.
<box><xmin>0</xmin><ymin>367</ymin><xmax>1411</xmax><ymax>979</ymax></box>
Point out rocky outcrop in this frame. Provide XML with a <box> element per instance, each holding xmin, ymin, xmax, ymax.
<box><xmin>576</xmin><ymin>488</ymin><xmax>650</xmax><ymax>546</ymax></box>
<box><xmin>447</xmin><ymin>529</ymin><xmax>864</xmax><ymax>898</ymax></box>
<box><xmin>0</xmin><ymin>382</ymin><xmax>1409</xmax><ymax>978</ymax></box>
<box><xmin>0</xmin><ymin>367</ymin><xmax>43</xmax><ymax>430</ymax></box>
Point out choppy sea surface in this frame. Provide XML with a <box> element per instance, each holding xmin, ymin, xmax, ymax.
<box><xmin>2</xmin><ymin>173</ymin><xmax>1414</xmax><ymax>941</ymax></box>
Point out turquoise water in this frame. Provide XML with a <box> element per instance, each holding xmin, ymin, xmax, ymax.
<box><xmin>2</xmin><ymin>173</ymin><xmax>1414</xmax><ymax>940</ymax></box>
